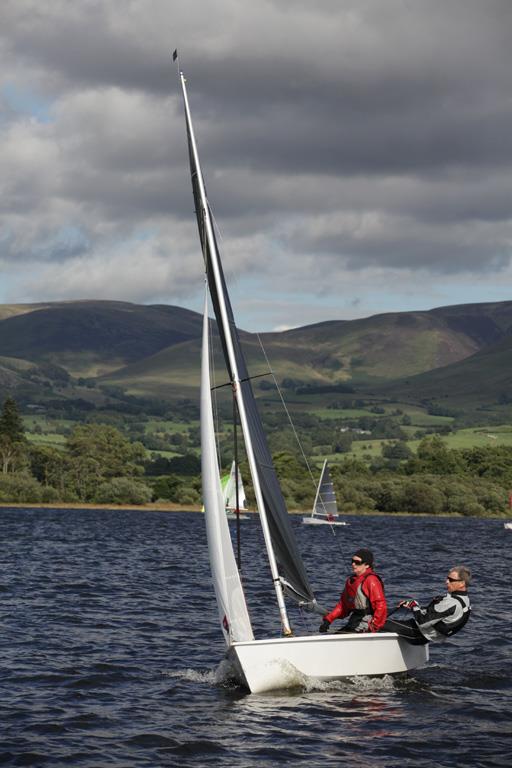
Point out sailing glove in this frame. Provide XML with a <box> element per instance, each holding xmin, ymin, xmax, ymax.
<box><xmin>398</xmin><ymin>599</ymin><xmax>419</xmax><ymax>610</ymax></box>
<box><xmin>319</xmin><ymin>618</ymin><xmax>331</xmax><ymax>633</ymax></box>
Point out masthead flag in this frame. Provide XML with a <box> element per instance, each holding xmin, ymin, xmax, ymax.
<box><xmin>172</xmin><ymin>49</ymin><xmax>178</xmax><ymax>61</ymax></box>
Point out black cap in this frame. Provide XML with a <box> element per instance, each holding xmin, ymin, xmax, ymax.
<box><xmin>353</xmin><ymin>548</ymin><xmax>374</xmax><ymax>567</ymax></box>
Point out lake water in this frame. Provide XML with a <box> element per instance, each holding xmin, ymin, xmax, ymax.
<box><xmin>0</xmin><ymin>508</ymin><xmax>510</xmax><ymax>767</ymax></box>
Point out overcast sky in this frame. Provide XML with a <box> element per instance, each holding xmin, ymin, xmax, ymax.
<box><xmin>1</xmin><ymin>0</ymin><xmax>511</xmax><ymax>331</ymax></box>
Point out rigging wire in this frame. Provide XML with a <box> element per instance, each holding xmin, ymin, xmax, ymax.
<box><xmin>211</xmin><ymin>198</ymin><xmax>343</xmax><ymax>545</ymax></box>
<box><xmin>255</xmin><ymin>333</ymin><xmax>316</xmax><ymax>485</ymax></box>
<box><xmin>255</xmin><ymin>333</ymin><xmax>346</xmax><ymax>541</ymax></box>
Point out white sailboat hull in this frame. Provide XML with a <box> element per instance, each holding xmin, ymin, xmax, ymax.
<box><xmin>504</xmin><ymin>522</ymin><xmax>512</xmax><ymax>529</ymax></box>
<box><xmin>229</xmin><ymin>632</ymin><xmax>428</xmax><ymax>694</ymax></box>
<box><xmin>302</xmin><ymin>517</ymin><xmax>349</xmax><ymax>526</ymax></box>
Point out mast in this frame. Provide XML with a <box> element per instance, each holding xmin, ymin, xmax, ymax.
<box><xmin>178</xmin><ymin>69</ymin><xmax>293</xmax><ymax>634</ymax></box>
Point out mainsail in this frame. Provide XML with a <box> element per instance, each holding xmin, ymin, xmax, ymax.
<box><xmin>313</xmin><ymin>461</ymin><xmax>338</xmax><ymax>519</ymax></box>
<box><xmin>179</xmin><ymin>71</ymin><xmax>315</xmax><ymax>615</ymax></box>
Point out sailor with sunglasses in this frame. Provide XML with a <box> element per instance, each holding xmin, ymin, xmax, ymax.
<box><xmin>318</xmin><ymin>548</ymin><xmax>387</xmax><ymax>634</ymax></box>
<box><xmin>384</xmin><ymin>565</ymin><xmax>472</xmax><ymax>643</ymax></box>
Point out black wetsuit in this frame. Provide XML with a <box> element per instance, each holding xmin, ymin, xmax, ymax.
<box><xmin>383</xmin><ymin>591</ymin><xmax>470</xmax><ymax>644</ymax></box>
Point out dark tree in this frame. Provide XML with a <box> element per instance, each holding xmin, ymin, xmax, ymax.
<box><xmin>0</xmin><ymin>397</ymin><xmax>26</xmax><ymax>442</ymax></box>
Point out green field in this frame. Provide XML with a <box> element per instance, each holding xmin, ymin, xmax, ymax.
<box><xmin>433</xmin><ymin>426</ymin><xmax>512</xmax><ymax>449</ymax></box>
<box><xmin>310</xmin><ymin>408</ymin><xmax>378</xmax><ymax>419</ymax></box>
<box><xmin>20</xmin><ymin>406</ymin><xmax>512</xmax><ymax>467</ymax></box>
<box><xmin>308</xmin><ymin>403</ymin><xmax>454</xmax><ymax>425</ymax></box>
<box><xmin>26</xmin><ymin>433</ymin><xmax>67</xmax><ymax>447</ymax></box>
<box><xmin>318</xmin><ymin>422</ymin><xmax>512</xmax><ymax>464</ymax></box>
<box><xmin>144</xmin><ymin>419</ymin><xmax>199</xmax><ymax>434</ymax></box>
<box><xmin>23</xmin><ymin>415</ymin><xmax>72</xmax><ymax>449</ymax></box>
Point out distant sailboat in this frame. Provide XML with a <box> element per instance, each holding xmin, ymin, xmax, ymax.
<box><xmin>177</xmin><ymin>60</ymin><xmax>428</xmax><ymax>693</ymax></box>
<box><xmin>221</xmin><ymin>461</ymin><xmax>249</xmax><ymax>519</ymax></box>
<box><xmin>302</xmin><ymin>460</ymin><xmax>348</xmax><ymax>526</ymax></box>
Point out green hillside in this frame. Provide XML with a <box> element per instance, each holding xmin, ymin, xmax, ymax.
<box><xmin>264</xmin><ymin>312</ymin><xmax>478</xmax><ymax>380</ymax></box>
<box><xmin>1</xmin><ymin>298</ymin><xmax>512</xmax><ymax>415</ymax></box>
<box><xmin>429</xmin><ymin>300</ymin><xmax>512</xmax><ymax>339</ymax></box>
<box><xmin>103</xmin><ymin>302</ymin><xmax>512</xmax><ymax>401</ymax></box>
<box><xmin>0</xmin><ymin>300</ymin><xmax>203</xmax><ymax>376</ymax></box>
<box><xmin>382</xmin><ymin>331</ymin><xmax>512</xmax><ymax>408</ymax></box>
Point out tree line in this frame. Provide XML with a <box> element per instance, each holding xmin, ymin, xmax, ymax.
<box><xmin>1</xmin><ymin>397</ymin><xmax>511</xmax><ymax>515</ymax></box>
<box><xmin>273</xmin><ymin>435</ymin><xmax>512</xmax><ymax>516</ymax></box>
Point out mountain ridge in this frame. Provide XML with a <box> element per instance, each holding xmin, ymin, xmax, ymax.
<box><xmin>1</xmin><ymin>298</ymin><xmax>511</xmax><ymax>411</ymax></box>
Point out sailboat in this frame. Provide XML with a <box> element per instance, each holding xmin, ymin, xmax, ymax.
<box><xmin>302</xmin><ymin>460</ymin><xmax>348</xmax><ymax>526</ymax></box>
<box><xmin>177</xmin><ymin>61</ymin><xmax>429</xmax><ymax>694</ymax></box>
<box><xmin>222</xmin><ymin>461</ymin><xmax>249</xmax><ymax>519</ymax></box>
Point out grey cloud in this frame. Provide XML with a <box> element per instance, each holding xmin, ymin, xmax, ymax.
<box><xmin>1</xmin><ymin>0</ymin><xmax>512</xmax><ymax>328</ymax></box>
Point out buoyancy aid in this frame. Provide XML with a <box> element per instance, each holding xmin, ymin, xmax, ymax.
<box><xmin>432</xmin><ymin>593</ymin><xmax>471</xmax><ymax>637</ymax></box>
<box><xmin>413</xmin><ymin>591</ymin><xmax>471</xmax><ymax>641</ymax></box>
<box><xmin>325</xmin><ymin>569</ymin><xmax>387</xmax><ymax>631</ymax></box>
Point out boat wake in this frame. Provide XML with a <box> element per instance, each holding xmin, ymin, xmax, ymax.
<box><xmin>163</xmin><ymin>660</ymin><xmax>248</xmax><ymax>690</ymax></box>
<box><xmin>303</xmin><ymin>673</ymin><xmax>398</xmax><ymax>694</ymax></box>
<box><xmin>218</xmin><ymin>655</ymin><xmax>403</xmax><ymax>695</ymax></box>
<box><xmin>163</xmin><ymin>668</ymin><xmax>219</xmax><ymax>685</ymax></box>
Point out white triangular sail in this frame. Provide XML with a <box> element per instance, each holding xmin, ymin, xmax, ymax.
<box><xmin>201</xmin><ymin>294</ymin><xmax>253</xmax><ymax>645</ymax></box>
<box><xmin>303</xmin><ymin>460</ymin><xmax>348</xmax><ymax>525</ymax></box>
<box><xmin>222</xmin><ymin>461</ymin><xmax>248</xmax><ymax>511</ymax></box>
<box><xmin>313</xmin><ymin>460</ymin><xmax>338</xmax><ymax>519</ymax></box>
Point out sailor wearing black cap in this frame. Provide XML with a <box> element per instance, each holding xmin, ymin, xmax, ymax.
<box><xmin>318</xmin><ymin>548</ymin><xmax>387</xmax><ymax>634</ymax></box>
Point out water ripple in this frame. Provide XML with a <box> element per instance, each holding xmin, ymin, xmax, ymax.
<box><xmin>0</xmin><ymin>509</ymin><xmax>510</xmax><ymax>767</ymax></box>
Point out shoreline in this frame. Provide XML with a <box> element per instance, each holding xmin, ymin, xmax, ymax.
<box><xmin>0</xmin><ymin>501</ymin><xmax>202</xmax><ymax>513</ymax></box>
<box><xmin>0</xmin><ymin>502</ymin><xmax>507</xmax><ymax>519</ymax></box>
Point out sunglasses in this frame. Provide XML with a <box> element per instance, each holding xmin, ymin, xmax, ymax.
<box><xmin>446</xmin><ymin>576</ymin><xmax>461</xmax><ymax>582</ymax></box>
<box><xmin>351</xmin><ymin>559</ymin><xmax>364</xmax><ymax>565</ymax></box>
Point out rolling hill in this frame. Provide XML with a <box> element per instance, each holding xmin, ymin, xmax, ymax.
<box><xmin>102</xmin><ymin>301</ymin><xmax>512</xmax><ymax>402</ymax></box>
<box><xmin>0</xmin><ymin>300</ymin><xmax>203</xmax><ymax>376</ymax></box>
<box><xmin>380</xmin><ymin>330</ymin><xmax>512</xmax><ymax>408</ymax></box>
<box><xmin>0</xmin><ymin>298</ymin><xmax>511</xmax><ymax>412</ymax></box>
